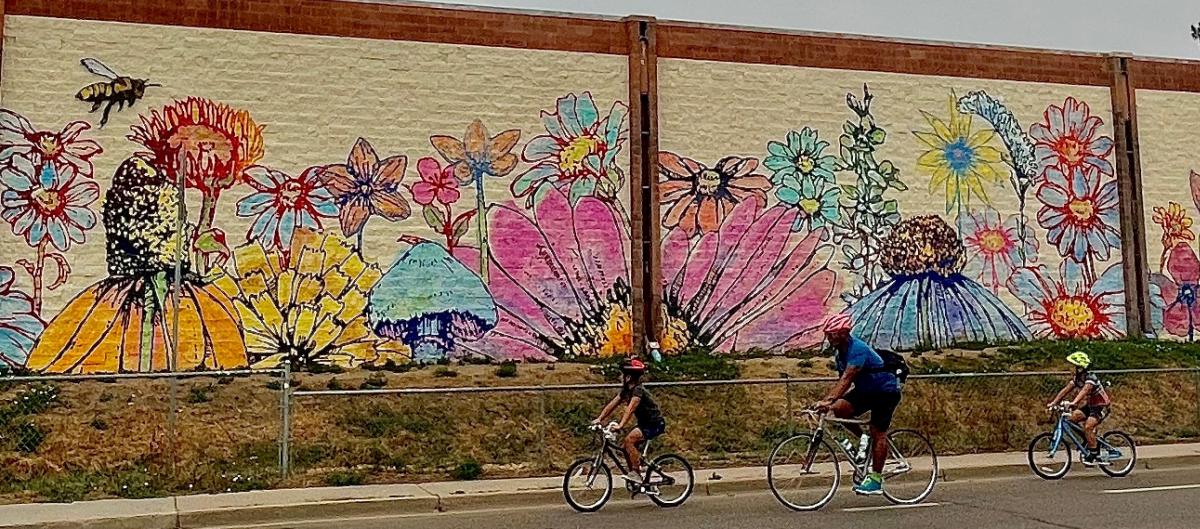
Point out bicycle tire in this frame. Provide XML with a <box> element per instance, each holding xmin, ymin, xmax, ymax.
<box><xmin>1099</xmin><ymin>431</ymin><xmax>1137</xmax><ymax>478</ymax></box>
<box><xmin>562</xmin><ymin>457</ymin><xmax>613</xmax><ymax>512</ymax></box>
<box><xmin>767</xmin><ymin>432</ymin><xmax>841</xmax><ymax>511</ymax></box>
<box><xmin>881</xmin><ymin>429</ymin><xmax>938</xmax><ymax>505</ymax></box>
<box><xmin>1027</xmin><ymin>432</ymin><xmax>1071</xmax><ymax>480</ymax></box>
<box><xmin>647</xmin><ymin>454</ymin><xmax>694</xmax><ymax>507</ymax></box>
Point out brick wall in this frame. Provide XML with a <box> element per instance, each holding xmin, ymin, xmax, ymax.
<box><xmin>0</xmin><ymin>1</ymin><xmax>1198</xmax><ymax>374</ymax></box>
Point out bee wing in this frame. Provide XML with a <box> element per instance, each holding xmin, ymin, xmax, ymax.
<box><xmin>80</xmin><ymin>58</ymin><xmax>120</xmax><ymax>80</ymax></box>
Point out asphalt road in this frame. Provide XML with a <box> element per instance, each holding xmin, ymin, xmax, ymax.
<box><xmin>217</xmin><ymin>467</ymin><xmax>1200</xmax><ymax>529</ymax></box>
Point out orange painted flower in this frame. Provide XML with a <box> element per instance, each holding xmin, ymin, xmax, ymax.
<box><xmin>128</xmin><ymin>97</ymin><xmax>265</xmax><ymax>201</ymax></box>
<box><xmin>658</xmin><ymin>152</ymin><xmax>771</xmax><ymax>237</ymax></box>
<box><xmin>1152</xmin><ymin>202</ymin><xmax>1195</xmax><ymax>250</ymax></box>
<box><xmin>317</xmin><ymin>138</ymin><xmax>411</xmax><ymax>239</ymax></box>
<box><xmin>430</xmin><ymin>120</ymin><xmax>521</xmax><ymax>184</ymax></box>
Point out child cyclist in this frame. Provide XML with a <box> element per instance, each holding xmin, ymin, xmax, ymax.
<box><xmin>1046</xmin><ymin>351</ymin><xmax>1113</xmax><ymax>465</ymax></box>
<box><xmin>593</xmin><ymin>359</ymin><xmax>666</xmax><ymax>485</ymax></box>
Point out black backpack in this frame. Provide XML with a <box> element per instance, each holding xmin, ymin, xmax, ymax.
<box><xmin>866</xmin><ymin>349</ymin><xmax>910</xmax><ymax>384</ymax></box>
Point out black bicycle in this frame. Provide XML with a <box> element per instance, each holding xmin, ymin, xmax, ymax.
<box><xmin>562</xmin><ymin>424</ymin><xmax>694</xmax><ymax>512</ymax></box>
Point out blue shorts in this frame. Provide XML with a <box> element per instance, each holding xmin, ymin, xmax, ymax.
<box><xmin>639</xmin><ymin>419</ymin><xmax>666</xmax><ymax>440</ymax></box>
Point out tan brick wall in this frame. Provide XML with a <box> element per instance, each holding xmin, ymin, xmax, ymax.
<box><xmin>0</xmin><ymin>16</ymin><xmax>630</xmax><ymax>372</ymax></box>
<box><xmin>1137</xmin><ymin>89</ymin><xmax>1200</xmax><ymax>341</ymax></box>
<box><xmin>657</xmin><ymin>58</ymin><xmax>1122</xmax><ymax>352</ymax></box>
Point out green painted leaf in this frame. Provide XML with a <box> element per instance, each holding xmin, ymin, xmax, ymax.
<box><xmin>423</xmin><ymin>206</ymin><xmax>445</xmax><ymax>230</ymax></box>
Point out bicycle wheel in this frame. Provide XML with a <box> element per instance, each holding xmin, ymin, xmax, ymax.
<box><xmin>563</xmin><ymin>457</ymin><xmax>613</xmax><ymax>512</ymax></box>
<box><xmin>1027</xmin><ymin>432</ymin><xmax>1071</xmax><ymax>480</ymax></box>
<box><xmin>881</xmin><ymin>429</ymin><xmax>938</xmax><ymax>505</ymax></box>
<box><xmin>1099</xmin><ymin>431</ymin><xmax>1137</xmax><ymax>478</ymax></box>
<box><xmin>647</xmin><ymin>454</ymin><xmax>694</xmax><ymax>507</ymax></box>
<box><xmin>767</xmin><ymin>433</ymin><xmax>840</xmax><ymax>511</ymax></box>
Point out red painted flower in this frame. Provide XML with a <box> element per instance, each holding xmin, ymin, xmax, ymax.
<box><xmin>1035</xmin><ymin>165</ymin><xmax>1121</xmax><ymax>262</ymax></box>
<box><xmin>1029</xmin><ymin>97</ymin><xmax>1114</xmax><ymax>175</ymax></box>
<box><xmin>1008</xmin><ymin>261</ymin><xmax>1125</xmax><ymax>339</ymax></box>
<box><xmin>1151</xmin><ymin>243</ymin><xmax>1200</xmax><ymax>341</ymax></box>
<box><xmin>0</xmin><ymin>110</ymin><xmax>103</xmax><ymax>177</ymax></box>
<box><xmin>411</xmin><ymin>157</ymin><xmax>460</xmax><ymax>206</ymax></box>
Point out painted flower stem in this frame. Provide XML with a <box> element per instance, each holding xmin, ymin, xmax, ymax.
<box><xmin>30</xmin><ymin>240</ymin><xmax>48</xmax><ymax>315</ymax></box>
<box><xmin>474</xmin><ymin>168</ymin><xmax>489</xmax><ymax>284</ymax></box>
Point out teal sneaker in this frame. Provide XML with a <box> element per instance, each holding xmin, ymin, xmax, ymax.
<box><xmin>853</xmin><ymin>473</ymin><xmax>884</xmax><ymax>496</ymax></box>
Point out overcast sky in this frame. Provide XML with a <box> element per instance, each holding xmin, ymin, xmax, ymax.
<box><xmin>417</xmin><ymin>0</ymin><xmax>1200</xmax><ymax>59</ymax></box>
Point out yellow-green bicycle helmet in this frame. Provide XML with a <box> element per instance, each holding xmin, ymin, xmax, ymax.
<box><xmin>1066</xmin><ymin>351</ymin><xmax>1091</xmax><ymax>369</ymax></box>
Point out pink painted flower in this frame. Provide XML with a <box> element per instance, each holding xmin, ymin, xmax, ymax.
<box><xmin>1151</xmin><ymin>243</ymin><xmax>1200</xmax><ymax>341</ymax></box>
<box><xmin>0</xmin><ymin>157</ymin><xmax>99</xmax><ymax>251</ymax></box>
<box><xmin>1029</xmin><ymin>97</ymin><xmax>1114</xmax><ymax>175</ymax></box>
<box><xmin>411</xmin><ymin>157</ymin><xmax>460</xmax><ymax>206</ymax></box>
<box><xmin>451</xmin><ymin>187</ymin><xmax>632</xmax><ymax>361</ymax></box>
<box><xmin>0</xmin><ymin>110</ymin><xmax>103</xmax><ymax>177</ymax></box>
<box><xmin>660</xmin><ymin>201</ymin><xmax>842</xmax><ymax>352</ymax></box>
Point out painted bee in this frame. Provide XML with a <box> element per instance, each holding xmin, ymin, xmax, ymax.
<box><xmin>75</xmin><ymin>58</ymin><xmax>159</xmax><ymax>128</ymax></box>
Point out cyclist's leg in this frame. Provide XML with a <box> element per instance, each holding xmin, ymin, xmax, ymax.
<box><xmin>623</xmin><ymin>428</ymin><xmax>646</xmax><ymax>474</ymax></box>
<box><xmin>868</xmin><ymin>393</ymin><xmax>900</xmax><ymax>474</ymax></box>
<box><xmin>832</xmin><ymin>392</ymin><xmax>864</xmax><ymax>438</ymax></box>
<box><xmin>1068</xmin><ymin>409</ymin><xmax>1086</xmax><ymax>424</ymax></box>
<box><xmin>1083</xmin><ymin>414</ymin><xmax>1101</xmax><ymax>451</ymax></box>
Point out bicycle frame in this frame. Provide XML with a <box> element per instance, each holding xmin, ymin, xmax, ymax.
<box><xmin>1046</xmin><ymin>410</ymin><xmax>1120</xmax><ymax>458</ymax></box>
<box><xmin>802</xmin><ymin>412</ymin><xmax>911</xmax><ymax>480</ymax></box>
<box><xmin>582</xmin><ymin>429</ymin><xmax>675</xmax><ymax>488</ymax></box>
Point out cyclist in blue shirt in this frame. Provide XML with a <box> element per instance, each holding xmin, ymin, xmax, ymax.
<box><xmin>816</xmin><ymin>313</ymin><xmax>902</xmax><ymax>496</ymax></box>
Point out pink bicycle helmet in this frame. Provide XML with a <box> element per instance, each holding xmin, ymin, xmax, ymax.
<box><xmin>823</xmin><ymin>313</ymin><xmax>853</xmax><ymax>334</ymax></box>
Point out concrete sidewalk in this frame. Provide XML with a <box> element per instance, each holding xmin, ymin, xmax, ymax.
<box><xmin>3</xmin><ymin>442</ymin><xmax>1199</xmax><ymax>529</ymax></box>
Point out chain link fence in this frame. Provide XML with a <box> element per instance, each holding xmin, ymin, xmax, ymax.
<box><xmin>286</xmin><ymin>367</ymin><xmax>1200</xmax><ymax>485</ymax></box>
<box><xmin>0</xmin><ymin>369</ymin><xmax>287</xmax><ymax>504</ymax></box>
<box><xmin>1</xmin><ymin>366</ymin><xmax>1197</xmax><ymax>502</ymax></box>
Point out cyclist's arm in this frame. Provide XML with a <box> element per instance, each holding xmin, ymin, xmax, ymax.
<box><xmin>821</xmin><ymin>366</ymin><xmax>860</xmax><ymax>403</ymax></box>
<box><xmin>1048</xmin><ymin>382</ymin><xmax>1073</xmax><ymax>406</ymax></box>
<box><xmin>1070</xmin><ymin>382</ymin><xmax>1095</xmax><ymax>408</ymax></box>
<box><xmin>595</xmin><ymin>394</ymin><xmax>622</xmax><ymax>423</ymax></box>
<box><xmin>618</xmin><ymin>397</ymin><xmax>640</xmax><ymax>429</ymax></box>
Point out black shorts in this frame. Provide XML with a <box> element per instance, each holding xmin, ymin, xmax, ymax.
<box><xmin>639</xmin><ymin>419</ymin><xmax>666</xmax><ymax>440</ymax></box>
<box><xmin>842</xmin><ymin>390</ymin><xmax>902</xmax><ymax>430</ymax></box>
<box><xmin>1080</xmin><ymin>406</ymin><xmax>1109</xmax><ymax>422</ymax></box>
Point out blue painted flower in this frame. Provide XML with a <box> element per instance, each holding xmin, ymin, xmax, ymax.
<box><xmin>0</xmin><ymin>266</ymin><xmax>45</xmax><ymax>369</ymax></box>
<box><xmin>1035</xmin><ymin>165</ymin><xmax>1120</xmax><ymax>262</ymax></box>
<box><xmin>776</xmin><ymin>177</ymin><xmax>840</xmax><ymax>232</ymax></box>
<box><xmin>764</xmin><ymin>127</ymin><xmax>839</xmax><ymax>185</ymax></box>
<box><xmin>236</xmin><ymin>166</ymin><xmax>337</xmax><ymax>252</ymax></box>
<box><xmin>513</xmin><ymin>92</ymin><xmax>628</xmax><ymax>205</ymax></box>
<box><xmin>0</xmin><ymin>157</ymin><xmax>99</xmax><ymax>251</ymax></box>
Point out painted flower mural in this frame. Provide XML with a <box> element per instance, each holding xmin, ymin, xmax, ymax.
<box><xmin>0</xmin><ymin>266</ymin><xmax>44</xmax><ymax>369</ymax></box>
<box><xmin>764</xmin><ymin>128</ymin><xmax>839</xmax><ymax>185</ymax></box>
<box><xmin>129</xmin><ymin>97</ymin><xmax>265</xmax><ymax>235</ymax></box>
<box><xmin>658</xmin><ymin>153</ymin><xmax>771</xmax><ymax>238</ymax></box>
<box><xmin>661</xmin><ymin>201</ymin><xmax>842</xmax><ymax>352</ymax></box>
<box><xmin>27</xmin><ymin>157</ymin><xmax>248</xmax><ymax>373</ymax></box>
<box><xmin>850</xmin><ymin>215</ymin><xmax>1031</xmax><ymax>350</ymax></box>
<box><xmin>1152</xmin><ymin>202</ymin><xmax>1195</xmax><ymax>268</ymax></box>
<box><xmin>451</xmin><ymin>187</ymin><xmax>631</xmax><ymax>360</ymax></box>
<box><xmin>1029</xmin><ymin>96</ymin><xmax>1114</xmax><ymax>176</ymax></box>
<box><xmin>236</xmin><ymin>166</ymin><xmax>337</xmax><ymax>253</ymax></box>
<box><xmin>913</xmin><ymin>94</ymin><xmax>1006</xmax><ymax>224</ymax></box>
<box><xmin>317</xmin><ymin>138</ymin><xmax>411</xmax><ymax>251</ymax></box>
<box><xmin>776</xmin><ymin>177</ymin><xmax>840</xmax><ymax>233</ymax></box>
<box><xmin>218</xmin><ymin>227</ymin><xmax>390</xmax><ymax>368</ymax></box>
<box><xmin>513</xmin><ymin>92</ymin><xmax>627</xmax><ymax>206</ymax></box>
<box><xmin>0</xmin><ymin>110</ymin><xmax>103</xmax><ymax>177</ymax></box>
<box><xmin>1151</xmin><ymin>243</ymin><xmax>1200</xmax><ymax>341</ymax></box>
<box><xmin>1008</xmin><ymin>261</ymin><xmax>1126</xmax><ymax>339</ymax></box>
<box><xmin>412</xmin><ymin>157</ymin><xmax>474</xmax><ymax>251</ymax></box>
<box><xmin>1035</xmin><ymin>165</ymin><xmax>1121</xmax><ymax>267</ymax></box>
<box><xmin>961</xmin><ymin>209</ymin><xmax>1038</xmax><ymax>293</ymax></box>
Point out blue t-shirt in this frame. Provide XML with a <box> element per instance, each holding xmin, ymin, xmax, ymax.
<box><xmin>835</xmin><ymin>336</ymin><xmax>900</xmax><ymax>394</ymax></box>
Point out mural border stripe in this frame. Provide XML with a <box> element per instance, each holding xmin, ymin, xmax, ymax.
<box><xmin>4</xmin><ymin>0</ymin><xmax>629</xmax><ymax>55</ymax></box>
<box><xmin>655</xmin><ymin>21</ymin><xmax>1115</xmax><ymax>86</ymax></box>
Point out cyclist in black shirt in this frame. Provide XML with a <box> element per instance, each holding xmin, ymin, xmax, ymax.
<box><xmin>593</xmin><ymin>359</ymin><xmax>666</xmax><ymax>484</ymax></box>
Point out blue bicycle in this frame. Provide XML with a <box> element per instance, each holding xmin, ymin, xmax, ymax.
<box><xmin>1027</xmin><ymin>403</ymin><xmax>1136</xmax><ymax>479</ymax></box>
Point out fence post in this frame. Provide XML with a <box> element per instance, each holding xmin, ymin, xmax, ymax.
<box><xmin>280</xmin><ymin>362</ymin><xmax>291</xmax><ymax>478</ymax></box>
<box><xmin>538</xmin><ymin>385</ymin><xmax>547</xmax><ymax>471</ymax></box>
<box><xmin>784</xmin><ymin>374</ymin><xmax>794</xmax><ymax>437</ymax></box>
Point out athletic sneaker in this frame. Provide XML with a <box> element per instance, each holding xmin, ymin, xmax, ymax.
<box><xmin>853</xmin><ymin>473</ymin><xmax>884</xmax><ymax>495</ymax></box>
<box><xmin>1082</xmin><ymin>452</ymin><xmax>1111</xmax><ymax>466</ymax></box>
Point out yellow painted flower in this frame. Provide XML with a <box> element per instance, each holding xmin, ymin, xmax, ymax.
<box><xmin>914</xmin><ymin>95</ymin><xmax>1006</xmax><ymax>215</ymax></box>
<box><xmin>1153</xmin><ymin>201</ymin><xmax>1195</xmax><ymax>251</ymax></box>
<box><xmin>216</xmin><ymin>228</ymin><xmax>388</xmax><ymax>368</ymax></box>
<box><xmin>659</xmin><ymin>309</ymin><xmax>690</xmax><ymax>355</ymax></box>
<box><xmin>574</xmin><ymin>303</ymin><xmax>632</xmax><ymax>358</ymax></box>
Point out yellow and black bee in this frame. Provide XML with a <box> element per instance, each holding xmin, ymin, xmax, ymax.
<box><xmin>75</xmin><ymin>58</ymin><xmax>159</xmax><ymax>128</ymax></box>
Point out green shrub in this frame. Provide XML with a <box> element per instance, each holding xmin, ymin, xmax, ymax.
<box><xmin>323</xmin><ymin>471</ymin><xmax>365</xmax><ymax>487</ymax></box>
<box><xmin>494</xmin><ymin>361</ymin><xmax>518</xmax><ymax>378</ymax></box>
<box><xmin>451</xmin><ymin>459</ymin><xmax>482</xmax><ymax>480</ymax></box>
<box><xmin>433</xmin><ymin>367</ymin><xmax>459</xmax><ymax>378</ymax></box>
<box><xmin>186</xmin><ymin>385</ymin><xmax>213</xmax><ymax>404</ymax></box>
<box><xmin>359</xmin><ymin>373</ymin><xmax>388</xmax><ymax>390</ymax></box>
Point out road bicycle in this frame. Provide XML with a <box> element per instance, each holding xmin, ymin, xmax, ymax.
<box><xmin>1027</xmin><ymin>403</ymin><xmax>1136</xmax><ymax>479</ymax></box>
<box><xmin>767</xmin><ymin>409</ymin><xmax>938</xmax><ymax>511</ymax></box>
<box><xmin>562</xmin><ymin>424</ymin><xmax>694</xmax><ymax>512</ymax></box>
